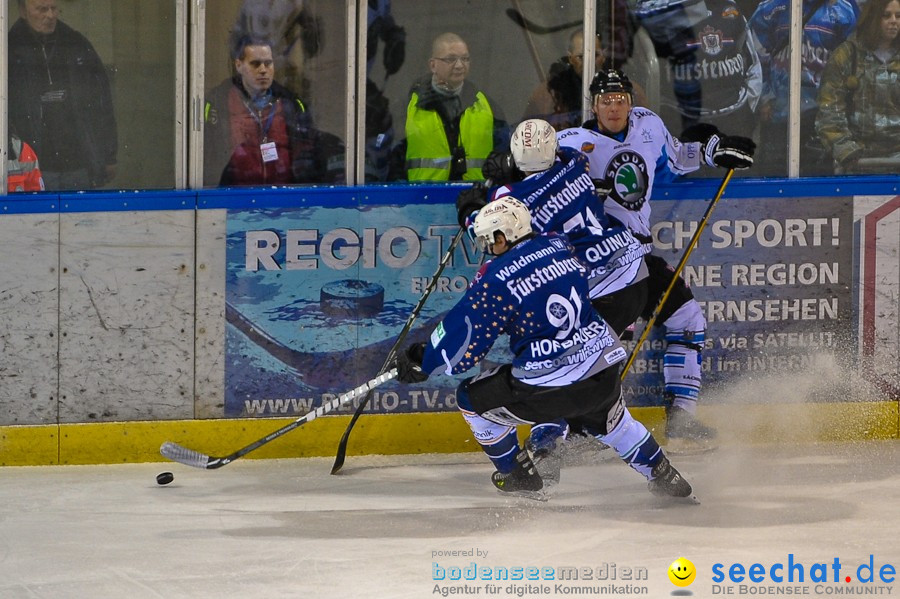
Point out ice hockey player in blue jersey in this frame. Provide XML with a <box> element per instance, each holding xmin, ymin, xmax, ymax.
<box><xmin>457</xmin><ymin>118</ymin><xmax>652</xmax><ymax>479</ymax></box>
<box><xmin>393</xmin><ymin>196</ymin><xmax>696</xmax><ymax>502</ymax></box>
<box><xmin>557</xmin><ymin>69</ymin><xmax>755</xmax><ymax>450</ymax></box>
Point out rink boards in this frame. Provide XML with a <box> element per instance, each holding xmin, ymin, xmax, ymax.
<box><xmin>0</xmin><ymin>179</ymin><xmax>897</xmax><ymax>465</ymax></box>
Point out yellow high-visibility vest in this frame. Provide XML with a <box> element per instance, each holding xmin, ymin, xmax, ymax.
<box><xmin>405</xmin><ymin>91</ymin><xmax>494</xmax><ymax>181</ymax></box>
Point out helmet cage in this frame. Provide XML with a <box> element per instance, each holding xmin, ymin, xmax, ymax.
<box><xmin>472</xmin><ymin>197</ymin><xmax>533</xmax><ymax>254</ymax></box>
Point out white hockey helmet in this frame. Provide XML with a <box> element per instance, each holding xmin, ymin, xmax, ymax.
<box><xmin>510</xmin><ymin>118</ymin><xmax>558</xmax><ymax>172</ymax></box>
<box><xmin>472</xmin><ymin>196</ymin><xmax>533</xmax><ymax>254</ymax></box>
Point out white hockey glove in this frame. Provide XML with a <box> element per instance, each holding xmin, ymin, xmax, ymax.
<box><xmin>703</xmin><ymin>134</ymin><xmax>756</xmax><ymax>170</ymax></box>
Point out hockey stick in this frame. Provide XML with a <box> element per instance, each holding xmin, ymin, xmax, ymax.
<box><xmin>509</xmin><ymin>0</ymin><xmax>547</xmax><ymax>84</ymax></box>
<box><xmin>619</xmin><ymin>169</ymin><xmax>734</xmax><ymax>381</ymax></box>
<box><xmin>160</xmin><ymin>369</ymin><xmax>398</xmax><ymax>469</ymax></box>
<box><xmin>330</xmin><ymin>226</ymin><xmax>468</xmax><ymax>474</ymax></box>
<box><xmin>505</xmin><ymin>8</ymin><xmax>582</xmax><ymax>35</ymax></box>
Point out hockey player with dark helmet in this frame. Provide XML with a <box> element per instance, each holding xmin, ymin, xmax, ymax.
<box><xmin>558</xmin><ymin>67</ymin><xmax>755</xmax><ymax>451</ymax></box>
<box><xmin>589</xmin><ymin>68</ymin><xmax>635</xmax><ymax>99</ymax></box>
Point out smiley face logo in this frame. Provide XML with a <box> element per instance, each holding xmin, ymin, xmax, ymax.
<box><xmin>668</xmin><ymin>557</ymin><xmax>696</xmax><ymax>587</ymax></box>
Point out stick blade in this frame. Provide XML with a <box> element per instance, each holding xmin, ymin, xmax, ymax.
<box><xmin>160</xmin><ymin>441</ymin><xmax>211</xmax><ymax>469</ymax></box>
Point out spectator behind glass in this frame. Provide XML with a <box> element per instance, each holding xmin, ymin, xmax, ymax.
<box><xmin>365</xmin><ymin>0</ymin><xmax>406</xmax><ymax>181</ymax></box>
<box><xmin>816</xmin><ymin>0</ymin><xmax>900</xmax><ymax>174</ymax></box>
<box><xmin>749</xmin><ymin>0</ymin><xmax>859</xmax><ymax>176</ymax></box>
<box><xmin>7</xmin><ymin>131</ymin><xmax>45</xmax><ymax>193</ymax></box>
<box><xmin>8</xmin><ymin>0</ymin><xmax>117</xmax><ymax>191</ymax></box>
<box><xmin>230</xmin><ymin>0</ymin><xmax>321</xmax><ymax>99</ymax></box>
<box><xmin>203</xmin><ymin>35</ymin><xmax>343</xmax><ymax>187</ymax></box>
<box><xmin>522</xmin><ymin>29</ymin><xmax>649</xmax><ymax>131</ymax></box>
<box><xmin>389</xmin><ymin>32</ymin><xmax>510</xmax><ymax>182</ymax></box>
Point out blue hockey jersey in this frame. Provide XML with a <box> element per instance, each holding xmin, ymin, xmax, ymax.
<box><xmin>420</xmin><ymin>233</ymin><xmax>626</xmax><ymax>387</ymax></box>
<box><xmin>749</xmin><ymin>0</ymin><xmax>859</xmax><ymax>119</ymax></box>
<box><xmin>489</xmin><ymin>147</ymin><xmax>647</xmax><ymax>299</ymax></box>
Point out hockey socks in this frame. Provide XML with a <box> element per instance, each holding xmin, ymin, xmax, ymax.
<box><xmin>661</xmin><ymin>301</ymin><xmax>706</xmax><ymax>413</ymax></box>
<box><xmin>595</xmin><ymin>409</ymin><xmax>663</xmax><ymax>480</ymax></box>
<box><xmin>457</xmin><ymin>385</ymin><xmax>521</xmax><ymax>473</ymax></box>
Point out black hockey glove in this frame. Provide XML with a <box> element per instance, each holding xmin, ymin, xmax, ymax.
<box><xmin>592</xmin><ymin>177</ymin><xmax>614</xmax><ymax>199</ymax></box>
<box><xmin>395</xmin><ymin>343</ymin><xmax>429</xmax><ymax>384</ymax></box>
<box><xmin>482</xmin><ymin>151</ymin><xmax>523</xmax><ymax>186</ymax></box>
<box><xmin>679</xmin><ymin>123</ymin><xmax>721</xmax><ymax>143</ymax></box>
<box><xmin>703</xmin><ymin>134</ymin><xmax>756</xmax><ymax>170</ymax></box>
<box><xmin>456</xmin><ymin>183</ymin><xmax>489</xmax><ymax>228</ymax></box>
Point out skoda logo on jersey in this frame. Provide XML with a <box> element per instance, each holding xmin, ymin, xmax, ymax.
<box><xmin>607</xmin><ymin>151</ymin><xmax>648</xmax><ymax>210</ymax></box>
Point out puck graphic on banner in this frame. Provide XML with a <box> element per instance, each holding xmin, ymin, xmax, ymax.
<box><xmin>320</xmin><ymin>279</ymin><xmax>385</xmax><ymax>318</ymax></box>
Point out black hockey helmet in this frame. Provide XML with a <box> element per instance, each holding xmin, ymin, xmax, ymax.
<box><xmin>589</xmin><ymin>69</ymin><xmax>634</xmax><ymax>98</ymax></box>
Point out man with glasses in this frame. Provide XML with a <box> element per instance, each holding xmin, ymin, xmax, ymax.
<box><xmin>389</xmin><ymin>32</ymin><xmax>509</xmax><ymax>182</ymax></box>
<box><xmin>8</xmin><ymin>0</ymin><xmax>118</xmax><ymax>191</ymax></box>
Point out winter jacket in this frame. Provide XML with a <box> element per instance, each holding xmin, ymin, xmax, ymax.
<box><xmin>8</xmin><ymin>18</ymin><xmax>117</xmax><ymax>186</ymax></box>
<box><xmin>816</xmin><ymin>38</ymin><xmax>900</xmax><ymax>170</ymax></box>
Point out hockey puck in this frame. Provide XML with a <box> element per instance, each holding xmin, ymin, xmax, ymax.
<box><xmin>156</xmin><ymin>471</ymin><xmax>174</xmax><ymax>485</ymax></box>
<box><xmin>320</xmin><ymin>279</ymin><xmax>385</xmax><ymax>318</ymax></box>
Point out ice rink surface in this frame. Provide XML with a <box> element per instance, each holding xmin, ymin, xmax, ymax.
<box><xmin>1</xmin><ymin>440</ymin><xmax>898</xmax><ymax>598</ymax></box>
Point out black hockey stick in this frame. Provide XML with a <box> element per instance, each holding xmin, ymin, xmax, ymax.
<box><xmin>160</xmin><ymin>369</ymin><xmax>398</xmax><ymax>469</ymax></box>
<box><xmin>620</xmin><ymin>169</ymin><xmax>735</xmax><ymax>380</ymax></box>
<box><xmin>505</xmin><ymin>8</ymin><xmax>582</xmax><ymax>35</ymax></box>
<box><xmin>330</xmin><ymin>225</ymin><xmax>467</xmax><ymax>474</ymax></box>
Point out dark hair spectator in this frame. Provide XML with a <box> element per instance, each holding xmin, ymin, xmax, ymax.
<box><xmin>8</xmin><ymin>0</ymin><xmax>118</xmax><ymax>191</ymax></box>
<box><xmin>816</xmin><ymin>0</ymin><xmax>900</xmax><ymax>173</ymax></box>
<box><xmin>522</xmin><ymin>29</ymin><xmax>649</xmax><ymax>131</ymax></box>
<box><xmin>230</xmin><ymin>0</ymin><xmax>321</xmax><ymax>99</ymax></box>
<box><xmin>203</xmin><ymin>36</ymin><xmax>343</xmax><ymax>186</ymax></box>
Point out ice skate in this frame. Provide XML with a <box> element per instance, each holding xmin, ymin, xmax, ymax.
<box><xmin>648</xmin><ymin>456</ymin><xmax>699</xmax><ymax>504</ymax></box>
<box><xmin>491</xmin><ymin>449</ymin><xmax>547</xmax><ymax>501</ymax></box>
<box><xmin>529</xmin><ymin>444</ymin><xmax>562</xmax><ymax>489</ymax></box>
<box><xmin>665</xmin><ymin>405</ymin><xmax>718</xmax><ymax>454</ymax></box>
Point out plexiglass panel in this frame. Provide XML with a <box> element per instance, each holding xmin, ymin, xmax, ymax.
<box><xmin>7</xmin><ymin>0</ymin><xmax>177</xmax><ymax>191</ymax></box>
<box><xmin>202</xmin><ymin>0</ymin><xmax>347</xmax><ymax>188</ymax></box>
<box><xmin>378</xmin><ymin>0</ymin><xmax>585</xmax><ymax>183</ymax></box>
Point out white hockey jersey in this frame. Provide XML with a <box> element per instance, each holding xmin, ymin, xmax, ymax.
<box><xmin>557</xmin><ymin>108</ymin><xmax>703</xmax><ymax>242</ymax></box>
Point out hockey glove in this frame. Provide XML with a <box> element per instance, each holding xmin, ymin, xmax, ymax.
<box><xmin>456</xmin><ymin>183</ymin><xmax>489</xmax><ymax>228</ymax></box>
<box><xmin>395</xmin><ymin>342</ymin><xmax>429</xmax><ymax>383</ymax></box>
<box><xmin>482</xmin><ymin>151</ymin><xmax>524</xmax><ymax>186</ymax></box>
<box><xmin>679</xmin><ymin>123</ymin><xmax>721</xmax><ymax>143</ymax></box>
<box><xmin>592</xmin><ymin>177</ymin><xmax>614</xmax><ymax>199</ymax></box>
<box><xmin>703</xmin><ymin>134</ymin><xmax>756</xmax><ymax>170</ymax></box>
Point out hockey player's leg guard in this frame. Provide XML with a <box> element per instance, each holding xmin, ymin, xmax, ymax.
<box><xmin>457</xmin><ymin>384</ymin><xmax>521</xmax><ymax>474</ymax></box>
<box><xmin>661</xmin><ymin>299</ymin><xmax>706</xmax><ymax>413</ymax></box>
<box><xmin>591</xmin><ymin>405</ymin><xmax>664</xmax><ymax>480</ymax></box>
<box><xmin>662</xmin><ymin>301</ymin><xmax>717</xmax><ymax>444</ymax></box>
<box><xmin>526</xmin><ymin>420</ymin><xmax>569</xmax><ymax>487</ymax></box>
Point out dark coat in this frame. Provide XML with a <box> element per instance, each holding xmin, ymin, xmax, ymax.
<box><xmin>8</xmin><ymin>18</ymin><xmax>117</xmax><ymax>184</ymax></box>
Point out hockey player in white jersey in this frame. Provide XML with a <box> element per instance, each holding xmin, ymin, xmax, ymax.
<box><xmin>393</xmin><ymin>197</ymin><xmax>695</xmax><ymax>502</ymax></box>
<box><xmin>557</xmin><ymin>69</ymin><xmax>755</xmax><ymax>449</ymax></box>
